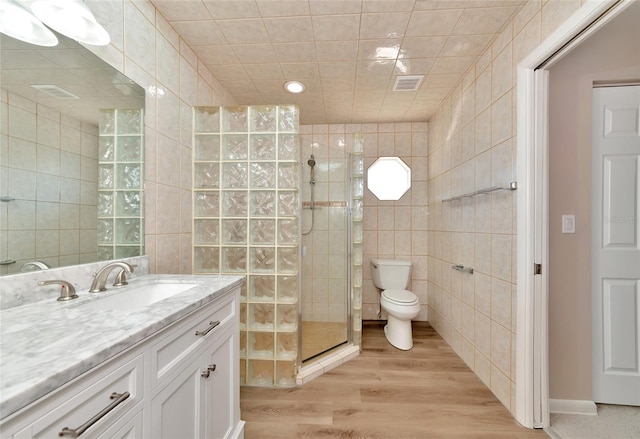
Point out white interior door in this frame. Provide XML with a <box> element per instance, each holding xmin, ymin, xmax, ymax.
<box><xmin>591</xmin><ymin>85</ymin><xmax>640</xmax><ymax>406</ymax></box>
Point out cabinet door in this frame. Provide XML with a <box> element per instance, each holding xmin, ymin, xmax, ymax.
<box><xmin>150</xmin><ymin>359</ymin><xmax>206</xmax><ymax>439</ymax></box>
<box><xmin>202</xmin><ymin>327</ymin><xmax>238</xmax><ymax>439</ymax></box>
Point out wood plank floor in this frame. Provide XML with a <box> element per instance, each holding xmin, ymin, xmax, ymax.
<box><xmin>241</xmin><ymin>321</ymin><xmax>549</xmax><ymax>438</ymax></box>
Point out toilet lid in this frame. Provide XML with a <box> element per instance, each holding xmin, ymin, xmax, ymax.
<box><xmin>382</xmin><ymin>289</ymin><xmax>418</xmax><ymax>304</ymax></box>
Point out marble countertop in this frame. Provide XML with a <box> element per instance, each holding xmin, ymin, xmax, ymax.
<box><xmin>0</xmin><ymin>274</ymin><xmax>245</xmax><ymax>420</ymax></box>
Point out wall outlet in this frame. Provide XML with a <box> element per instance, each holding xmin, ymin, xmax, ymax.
<box><xmin>562</xmin><ymin>215</ymin><xmax>576</xmax><ymax>234</ymax></box>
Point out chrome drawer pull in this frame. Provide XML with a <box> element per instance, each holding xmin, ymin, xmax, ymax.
<box><xmin>58</xmin><ymin>391</ymin><xmax>130</xmax><ymax>437</ymax></box>
<box><xmin>195</xmin><ymin>320</ymin><xmax>220</xmax><ymax>336</ymax></box>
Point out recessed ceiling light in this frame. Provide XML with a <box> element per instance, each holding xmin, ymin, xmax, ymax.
<box><xmin>284</xmin><ymin>80</ymin><xmax>305</xmax><ymax>94</ymax></box>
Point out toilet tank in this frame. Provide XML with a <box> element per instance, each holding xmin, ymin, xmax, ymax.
<box><xmin>370</xmin><ymin>258</ymin><xmax>412</xmax><ymax>290</ymax></box>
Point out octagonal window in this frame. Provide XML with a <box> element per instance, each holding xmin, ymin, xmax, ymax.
<box><xmin>367</xmin><ymin>157</ymin><xmax>411</xmax><ymax>201</ymax></box>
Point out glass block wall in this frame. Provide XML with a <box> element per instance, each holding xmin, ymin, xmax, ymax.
<box><xmin>97</xmin><ymin>109</ymin><xmax>144</xmax><ymax>260</ymax></box>
<box><xmin>192</xmin><ymin>105</ymin><xmax>300</xmax><ymax>387</ymax></box>
<box><xmin>351</xmin><ymin>134</ymin><xmax>364</xmax><ymax>347</ymax></box>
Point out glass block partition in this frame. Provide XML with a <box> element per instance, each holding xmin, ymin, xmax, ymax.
<box><xmin>192</xmin><ymin>105</ymin><xmax>300</xmax><ymax>387</ymax></box>
<box><xmin>351</xmin><ymin>134</ymin><xmax>364</xmax><ymax>347</ymax></box>
<box><xmin>97</xmin><ymin>109</ymin><xmax>144</xmax><ymax>260</ymax></box>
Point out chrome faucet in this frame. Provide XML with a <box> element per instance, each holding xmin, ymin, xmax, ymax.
<box><xmin>21</xmin><ymin>261</ymin><xmax>50</xmax><ymax>272</ymax></box>
<box><xmin>38</xmin><ymin>280</ymin><xmax>78</xmax><ymax>301</ymax></box>
<box><xmin>89</xmin><ymin>262</ymin><xmax>134</xmax><ymax>293</ymax></box>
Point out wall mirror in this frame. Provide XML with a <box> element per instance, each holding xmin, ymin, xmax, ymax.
<box><xmin>367</xmin><ymin>156</ymin><xmax>411</xmax><ymax>201</ymax></box>
<box><xmin>0</xmin><ymin>31</ymin><xmax>145</xmax><ymax>275</ymax></box>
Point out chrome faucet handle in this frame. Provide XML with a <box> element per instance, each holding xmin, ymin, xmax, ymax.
<box><xmin>113</xmin><ymin>265</ymin><xmax>136</xmax><ymax>287</ymax></box>
<box><xmin>38</xmin><ymin>280</ymin><xmax>78</xmax><ymax>301</ymax></box>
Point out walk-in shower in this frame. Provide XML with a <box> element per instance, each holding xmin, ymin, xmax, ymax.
<box><xmin>191</xmin><ymin>106</ymin><xmax>363</xmax><ymax>386</ymax></box>
<box><xmin>299</xmin><ymin>137</ymin><xmax>364</xmax><ymax>363</ymax></box>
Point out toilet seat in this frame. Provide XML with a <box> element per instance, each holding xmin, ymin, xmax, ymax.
<box><xmin>382</xmin><ymin>289</ymin><xmax>418</xmax><ymax>305</ymax></box>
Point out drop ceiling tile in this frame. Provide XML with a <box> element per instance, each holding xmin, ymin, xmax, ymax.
<box><xmin>355</xmin><ymin>76</ymin><xmax>392</xmax><ymax>90</ymax></box>
<box><xmin>429</xmin><ymin>56</ymin><xmax>476</xmax><ymax>74</ymax></box>
<box><xmin>202</xmin><ymin>0</ymin><xmax>261</xmax><ymax>19</ymax></box>
<box><xmin>312</xmin><ymin>15</ymin><xmax>361</xmax><ymax>40</ymax></box>
<box><xmin>394</xmin><ymin>58</ymin><xmax>435</xmax><ymax>75</ymax></box>
<box><xmin>263</xmin><ymin>17</ymin><xmax>315</xmax><ymax>42</ymax></box>
<box><xmin>321</xmin><ymin>77</ymin><xmax>356</xmax><ymax>91</ymax></box>
<box><xmin>280</xmin><ymin>63</ymin><xmax>320</xmax><ymax>79</ymax></box>
<box><xmin>315</xmin><ymin>41</ymin><xmax>359</xmax><ymax>61</ymax></box>
<box><xmin>415</xmin><ymin>0</ymin><xmax>523</xmax><ymax>10</ymax></box>
<box><xmin>357</xmin><ymin>39</ymin><xmax>401</xmax><ymax>60</ymax></box>
<box><xmin>231</xmin><ymin>44</ymin><xmax>278</xmax><ymax>63</ymax></box>
<box><xmin>359</xmin><ymin>12</ymin><xmax>412</xmax><ymax>39</ymax></box>
<box><xmin>272</xmin><ymin>42</ymin><xmax>318</xmax><ymax>63</ymax></box>
<box><xmin>217</xmin><ymin>18</ymin><xmax>270</xmax><ymax>44</ymax></box>
<box><xmin>256</xmin><ymin>0</ymin><xmax>310</xmax><ymax>17</ymax></box>
<box><xmin>362</xmin><ymin>0</ymin><xmax>416</xmax><ymax>13</ymax></box>
<box><xmin>153</xmin><ymin>1</ymin><xmax>211</xmax><ymax>21</ymax></box>
<box><xmin>244</xmin><ymin>64</ymin><xmax>284</xmax><ymax>80</ymax></box>
<box><xmin>406</xmin><ymin>9</ymin><xmax>463</xmax><ymax>37</ymax></box>
<box><xmin>356</xmin><ymin>59</ymin><xmax>395</xmax><ymax>77</ymax></box>
<box><xmin>192</xmin><ymin>45</ymin><xmax>240</xmax><ymax>64</ymax></box>
<box><xmin>400</xmin><ymin>37</ymin><xmax>448</xmax><ymax>58</ymax></box>
<box><xmin>309</xmin><ymin>0</ymin><xmax>362</xmax><ymax>15</ymax></box>
<box><xmin>440</xmin><ymin>34</ymin><xmax>494</xmax><ymax>57</ymax></box>
<box><xmin>324</xmin><ymin>91</ymin><xmax>354</xmax><ymax>103</ymax></box>
<box><xmin>318</xmin><ymin>62</ymin><xmax>357</xmax><ymax>78</ymax></box>
<box><xmin>170</xmin><ymin>20</ymin><xmax>226</xmax><ymax>46</ymax></box>
<box><xmin>452</xmin><ymin>6</ymin><xmax>519</xmax><ymax>35</ymax></box>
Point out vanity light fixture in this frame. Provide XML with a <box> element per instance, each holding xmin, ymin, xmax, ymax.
<box><xmin>0</xmin><ymin>0</ymin><xmax>58</xmax><ymax>47</ymax></box>
<box><xmin>31</xmin><ymin>0</ymin><xmax>110</xmax><ymax>46</ymax></box>
<box><xmin>284</xmin><ymin>80</ymin><xmax>305</xmax><ymax>94</ymax></box>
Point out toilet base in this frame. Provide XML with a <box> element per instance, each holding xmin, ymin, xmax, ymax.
<box><xmin>383</xmin><ymin>315</ymin><xmax>414</xmax><ymax>350</ymax></box>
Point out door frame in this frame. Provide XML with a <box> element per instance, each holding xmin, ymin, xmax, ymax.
<box><xmin>515</xmin><ymin>0</ymin><xmax>635</xmax><ymax>428</ymax></box>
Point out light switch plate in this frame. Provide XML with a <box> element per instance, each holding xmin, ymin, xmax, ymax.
<box><xmin>562</xmin><ymin>215</ymin><xmax>576</xmax><ymax>234</ymax></box>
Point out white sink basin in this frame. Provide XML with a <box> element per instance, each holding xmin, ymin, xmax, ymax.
<box><xmin>77</xmin><ymin>283</ymin><xmax>199</xmax><ymax>311</ymax></box>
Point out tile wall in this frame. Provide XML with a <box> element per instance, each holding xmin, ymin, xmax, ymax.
<box><xmin>0</xmin><ymin>92</ymin><xmax>99</xmax><ymax>274</ymax></box>
<box><xmin>356</xmin><ymin>122</ymin><xmax>429</xmax><ymax>322</ymax></box>
<box><xmin>84</xmin><ymin>0</ymin><xmax>236</xmax><ymax>274</ymax></box>
<box><xmin>425</xmin><ymin>0</ymin><xmax>588</xmax><ymax>415</ymax></box>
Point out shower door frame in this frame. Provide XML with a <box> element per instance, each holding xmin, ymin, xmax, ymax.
<box><xmin>296</xmin><ymin>151</ymin><xmax>354</xmax><ymax>370</ymax></box>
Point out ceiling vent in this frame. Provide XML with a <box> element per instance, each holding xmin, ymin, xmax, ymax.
<box><xmin>31</xmin><ymin>84</ymin><xmax>80</xmax><ymax>99</ymax></box>
<box><xmin>393</xmin><ymin>75</ymin><xmax>424</xmax><ymax>92</ymax></box>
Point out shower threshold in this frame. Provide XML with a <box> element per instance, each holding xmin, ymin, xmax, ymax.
<box><xmin>297</xmin><ymin>343</ymin><xmax>360</xmax><ymax>385</ymax></box>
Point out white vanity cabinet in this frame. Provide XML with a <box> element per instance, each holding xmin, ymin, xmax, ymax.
<box><xmin>149</xmin><ymin>290</ymin><xmax>241</xmax><ymax>439</ymax></box>
<box><xmin>1</xmin><ymin>284</ymin><xmax>243</xmax><ymax>439</ymax></box>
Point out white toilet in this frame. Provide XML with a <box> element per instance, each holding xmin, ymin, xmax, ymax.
<box><xmin>370</xmin><ymin>258</ymin><xmax>420</xmax><ymax>350</ymax></box>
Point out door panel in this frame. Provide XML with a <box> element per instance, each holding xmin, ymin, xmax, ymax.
<box><xmin>592</xmin><ymin>85</ymin><xmax>640</xmax><ymax>406</ymax></box>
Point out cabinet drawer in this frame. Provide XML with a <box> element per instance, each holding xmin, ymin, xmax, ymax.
<box><xmin>150</xmin><ymin>292</ymin><xmax>236</xmax><ymax>388</ymax></box>
<box><xmin>15</xmin><ymin>354</ymin><xmax>143</xmax><ymax>439</ymax></box>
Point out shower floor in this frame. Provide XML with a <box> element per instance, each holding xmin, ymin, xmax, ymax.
<box><xmin>301</xmin><ymin>321</ymin><xmax>347</xmax><ymax>361</ymax></box>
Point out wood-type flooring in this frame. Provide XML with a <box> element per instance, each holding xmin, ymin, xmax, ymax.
<box><xmin>241</xmin><ymin>321</ymin><xmax>549</xmax><ymax>439</ymax></box>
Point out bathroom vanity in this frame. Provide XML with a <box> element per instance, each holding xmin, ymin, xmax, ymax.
<box><xmin>0</xmin><ymin>274</ymin><xmax>245</xmax><ymax>439</ymax></box>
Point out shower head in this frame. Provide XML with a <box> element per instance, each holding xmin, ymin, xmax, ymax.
<box><xmin>307</xmin><ymin>154</ymin><xmax>316</xmax><ymax>167</ymax></box>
